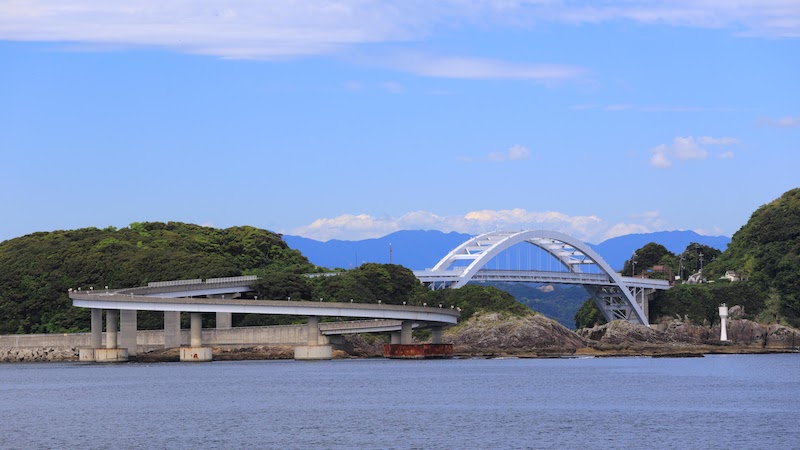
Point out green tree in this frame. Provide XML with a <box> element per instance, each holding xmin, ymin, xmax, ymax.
<box><xmin>574</xmin><ymin>299</ymin><xmax>606</xmax><ymax>329</ymax></box>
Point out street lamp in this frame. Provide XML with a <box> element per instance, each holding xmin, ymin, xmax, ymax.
<box><xmin>631</xmin><ymin>252</ymin><xmax>638</xmax><ymax>277</ymax></box>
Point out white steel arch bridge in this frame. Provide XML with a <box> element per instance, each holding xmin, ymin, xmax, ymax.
<box><xmin>413</xmin><ymin>230</ymin><xmax>670</xmax><ymax>326</ymax></box>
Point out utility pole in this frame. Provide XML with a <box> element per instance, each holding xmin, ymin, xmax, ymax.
<box><xmin>631</xmin><ymin>251</ymin><xmax>638</xmax><ymax>277</ymax></box>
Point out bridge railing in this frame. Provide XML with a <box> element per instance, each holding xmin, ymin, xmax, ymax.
<box><xmin>147</xmin><ymin>279</ymin><xmax>203</xmax><ymax>288</ymax></box>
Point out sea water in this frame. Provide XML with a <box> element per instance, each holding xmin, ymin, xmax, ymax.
<box><xmin>1</xmin><ymin>354</ymin><xmax>798</xmax><ymax>449</ymax></box>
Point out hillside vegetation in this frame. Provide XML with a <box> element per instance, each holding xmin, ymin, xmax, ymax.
<box><xmin>0</xmin><ymin>222</ymin><xmax>531</xmax><ymax>334</ymax></box>
<box><xmin>575</xmin><ymin>188</ymin><xmax>800</xmax><ymax>329</ymax></box>
<box><xmin>704</xmin><ymin>188</ymin><xmax>800</xmax><ymax>326</ymax></box>
<box><xmin>0</xmin><ymin>222</ymin><xmax>313</xmax><ymax>334</ymax></box>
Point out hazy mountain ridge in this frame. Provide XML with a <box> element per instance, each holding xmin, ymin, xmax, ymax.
<box><xmin>285</xmin><ymin>230</ymin><xmax>731</xmax><ymax>272</ymax></box>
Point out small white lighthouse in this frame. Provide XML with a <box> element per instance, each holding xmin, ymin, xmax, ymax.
<box><xmin>719</xmin><ymin>303</ymin><xmax>729</xmax><ymax>341</ymax></box>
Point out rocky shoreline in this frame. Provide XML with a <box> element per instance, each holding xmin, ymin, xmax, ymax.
<box><xmin>2</xmin><ymin>312</ymin><xmax>798</xmax><ymax>363</ymax></box>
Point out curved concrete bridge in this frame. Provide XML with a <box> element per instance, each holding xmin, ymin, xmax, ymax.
<box><xmin>69</xmin><ymin>276</ymin><xmax>459</xmax><ymax>362</ymax></box>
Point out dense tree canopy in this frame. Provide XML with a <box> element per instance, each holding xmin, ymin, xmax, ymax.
<box><xmin>0</xmin><ymin>224</ymin><xmax>533</xmax><ymax>333</ymax></box>
<box><xmin>0</xmin><ymin>222</ymin><xmax>314</xmax><ymax>334</ymax></box>
<box><xmin>704</xmin><ymin>188</ymin><xmax>800</xmax><ymax>326</ymax></box>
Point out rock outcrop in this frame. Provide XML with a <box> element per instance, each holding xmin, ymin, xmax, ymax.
<box><xmin>445</xmin><ymin>311</ymin><xmax>586</xmax><ymax>356</ymax></box>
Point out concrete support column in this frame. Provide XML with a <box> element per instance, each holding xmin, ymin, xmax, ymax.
<box><xmin>294</xmin><ymin>316</ymin><xmax>332</xmax><ymax>360</ymax></box>
<box><xmin>390</xmin><ymin>332</ymin><xmax>401</xmax><ymax>344</ymax></box>
<box><xmin>106</xmin><ymin>310</ymin><xmax>118</xmax><ymax>349</ymax></box>
<box><xmin>120</xmin><ymin>310</ymin><xmax>138</xmax><ymax>356</ymax></box>
<box><xmin>90</xmin><ymin>308</ymin><xmax>103</xmax><ymax>349</ymax></box>
<box><xmin>216</xmin><ymin>312</ymin><xmax>232</xmax><ymax>329</ymax></box>
<box><xmin>431</xmin><ymin>327</ymin><xmax>443</xmax><ymax>344</ymax></box>
<box><xmin>307</xmin><ymin>316</ymin><xmax>320</xmax><ymax>345</ymax></box>
<box><xmin>401</xmin><ymin>321</ymin><xmax>413</xmax><ymax>345</ymax></box>
<box><xmin>190</xmin><ymin>313</ymin><xmax>202</xmax><ymax>347</ymax></box>
<box><xmin>164</xmin><ymin>311</ymin><xmax>181</xmax><ymax>349</ymax></box>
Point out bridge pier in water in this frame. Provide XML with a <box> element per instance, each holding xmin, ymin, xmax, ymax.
<box><xmin>83</xmin><ymin>309</ymin><xmax>129</xmax><ymax>362</ymax></box>
<box><xmin>294</xmin><ymin>316</ymin><xmax>333</xmax><ymax>360</ymax></box>
<box><xmin>181</xmin><ymin>313</ymin><xmax>212</xmax><ymax>361</ymax></box>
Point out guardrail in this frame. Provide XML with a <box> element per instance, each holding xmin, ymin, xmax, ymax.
<box><xmin>147</xmin><ymin>279</ymin><xmax>203</xmax><ymax>288</ymax></box>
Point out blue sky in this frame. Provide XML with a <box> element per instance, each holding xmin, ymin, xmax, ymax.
<box><xmin>1</xmin><ymin>1</ymin><xmax>798</xmax><ymax>244</ymax></box>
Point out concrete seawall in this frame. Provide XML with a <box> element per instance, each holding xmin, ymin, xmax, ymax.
<box><xmin>0</xmin><ymin>324</ymin><xmax>309</xmax><ymax>362</ymax></box>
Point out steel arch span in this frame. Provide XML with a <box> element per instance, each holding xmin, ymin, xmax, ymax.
<box><xmin>414</xmin><ymin>230</ymin><xmax>659</xmax><ymax>326</ymax></box>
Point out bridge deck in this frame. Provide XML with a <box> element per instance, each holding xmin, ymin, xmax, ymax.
<box><xmin>70</xmin><ymin>293</ymin><xmax>459</xmax><ymax>326</ymax></box>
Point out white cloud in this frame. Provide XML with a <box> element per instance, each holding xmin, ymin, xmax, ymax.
<box><xmin>759</xmin><ymin>116</ymin><xmax>800</xmax><ymax>128</ymax></box>
<box><xmin>486</xmin><ymin>144</ymin><xmax>531</xmax><ymax>162</ymax></box>
<box><xmin>289</xmin><ymin>208</ymin><xmax>605</xmax><ymax>242</ymax></box>
<box><xmin>288</xmin><ymin>208</ymin><xmax>684</xmax><ymax>244</ymax></box>
<box><xmin>649</xmin><ymin>136</ymin><xmax>738</xmax><ymax>169</ymax></box>
<box><xmin>601</xmin><ymin>210</ymin><xmax>667</xmax><ymax>240</ymax></box>
<box><xmin>463</xmin><ymin>144</ymin><xmax>531</xmax><ymax>163</ymax></box>
<box><xmin>699</xmin><ymin>136</ymin><xmax>740</xmax><ymax>145</ymax></box>
<box><xmin>3</xmin><ymin>1</ymin><xmax>795</xmax><ymax>63</ymax></box>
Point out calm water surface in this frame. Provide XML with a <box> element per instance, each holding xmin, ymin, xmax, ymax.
<box><xmin>1</xmin><ymin>354</ymin><xmax>798</xmax><ymax>449</ymax></box>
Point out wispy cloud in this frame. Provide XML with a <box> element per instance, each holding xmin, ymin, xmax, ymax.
<box><xmin>460</xmin><ymin>144</ymin><xmax>532</xmax><ymax>163</ymax></box>
<box><xmin>649</xmin><ymin>136</ymin><xmax>739</xmax><ymax>169</ymax></box>
<box><xmin>2</xmin><ymin>1</ymin><xmax>795</xmax><ymax>62</ymax></box>
<box><xmin>759</xmin><ymin>116</ymin><xmax>800</xmax><ymax>128</ymax></box>
<box><xmin>385</xmin><ymin>53</ymin><xmax>586</xmax><ymax>82</ymax></box>
<box><xmin>602</xmin><ymin>210</ymin><xmax>668</xmax><ymax>241</ymax></box>
<box><xmin>487</xmin><ymin>144</ymin><xmax>531</xmax><ymax>162</ymax></box>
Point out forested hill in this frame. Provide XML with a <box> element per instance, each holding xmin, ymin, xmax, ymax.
<box><xmin>705</xmin><ymin>188</ymin><xmax>800</xmax><ymax>326</ymax></box>
<box><xmin>0</xmin><ymin>222</ymin><xmax>313</xmax><ymax>334</ymax></box>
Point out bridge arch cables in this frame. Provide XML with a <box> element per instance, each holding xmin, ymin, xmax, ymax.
<box><xmin>414</xmin><ymin>230</ymin><xmax>651</xmax><ymax>326</ymax></box>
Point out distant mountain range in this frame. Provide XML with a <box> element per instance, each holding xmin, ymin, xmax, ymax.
<box><xmin>284</xmin><ymin>229</ymin><xmax>731</xmax><ymax>272</ymax></box>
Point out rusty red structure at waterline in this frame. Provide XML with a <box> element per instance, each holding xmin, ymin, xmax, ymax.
<box><xmin>384</xmin><ymin>344</ymin><xmax>453</xmax><ymax>359</ymax></box>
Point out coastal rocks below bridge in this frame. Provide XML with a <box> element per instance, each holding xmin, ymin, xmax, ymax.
<box><xmin>444</xmin><ymin>311</ymin><xmax>587</xmax><ymax>356</ymax></box>
<box><xmin>576</xmin><ymin>316</ymin><xmax>800</xmax><ymax>356</ymax></box>
<box><xmin>1</xmin><ymin>347</ymin><xmax>79</xmax><ymax>362</ymax></box>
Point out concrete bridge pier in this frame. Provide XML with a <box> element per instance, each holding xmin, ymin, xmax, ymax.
<box><xmin>94</xmin><ymin>309</ymin><xmax>128</xmax><ymax>362</ymax></box>
<box><xmin>294</xmin><ymin>316</ymin><xmax>333</xmax><ymax>360</ymax></box>
<box><xmin>431</xmin><ymin>327</ymin><xmax>443</xmax><ymax>345</ymax></box>
<box><xmin>216</xmin><ymin>312</ymin><xmax>232</xmax><ymax>329</ymax></box>
<box><xmin>390</xmin><ymin>332</ymin><xmax>401</xmax><ymax>344</ymax></box>
<box><xmin>164</xmin><ymin>311</ymin><xmax>181</xmax><ymax>349</ymax></box>
<box><xmin>208</xmin><ymin>295</ymin><xmax>233</xmax><ymax>329</ymax></box>
<box><xmin>180</xmin><ymin>313</ymin><xmax>212</xmax><ymax>362</ymax></box>
<box><xmin>79</xmin><ymin>308</ymin><xmax>106</xmax><ymax>361</ymax></box>
<box><xmin>401</xmin><ymin>321</ymin><xmax>413</xmax><ymax>345</ymax></box>
<box><xmin>120</xmin><ymin>310</ymin><xmax>137</xmax><ymax>356</ymax></box>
